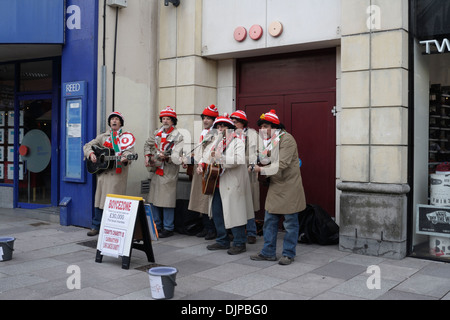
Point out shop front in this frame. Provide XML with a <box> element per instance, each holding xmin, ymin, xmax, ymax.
<box><xmin>0</xmin><ymin>0</ymin><xmax>99</xmax><ymax>228</ymax></box>
<box><xmin>0</xmin><ymin>59</ymin><xmax>60</xmax><ymax>209</ymax></box>
<box><xmin>411</xmin><ymin>0</ymin><xmax>450</xmax><ymax>262</ymax></box>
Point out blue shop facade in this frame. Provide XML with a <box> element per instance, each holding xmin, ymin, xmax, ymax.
<box><xmin>0</xmin><ymin>0</ymin><xmax>98</xmax><ymax>227</ymax></box>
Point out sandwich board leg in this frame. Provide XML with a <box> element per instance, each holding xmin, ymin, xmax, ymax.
<box><xmin>122</xmin><ymin>256</ymin><xmax>131</xmax><ymax>270</ymax></box>
<box><xmin>95</xmin><ymin>250</ymin><xmax>103</xmax><ymax>263</ymax></box>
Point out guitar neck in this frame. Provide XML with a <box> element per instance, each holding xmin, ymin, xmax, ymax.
<box><xmin>103</xmin><ymin>155</ymin><xmax>122</xmax><ymax>161</ymax></box>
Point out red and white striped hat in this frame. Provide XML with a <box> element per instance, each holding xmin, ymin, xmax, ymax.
<box><xmin>160</xmin><ymin>106</ymin><xmax>177</xmax><ymax>119</ymax></box>
<box><xmin>202</xmin><ymin>104</ymin><xmax>219</xmax><ymax>117</ymax></box>
<box><xmin>230</xmin><ymin>110</ymin><xmax>248</xmax><ymax>121</ymax></box>
<box><xmin>108</xmin><ymin>111</ymin><xmax>124</xmax><ymax>126</ymax></box>
<box><xmin>260</xmin><ymin>109</ymin><xmax>280</xmax><ymax>125</ymax></box>
<box><xmin>213</xmin><ymin>113</ymin><xmax>234</xmax><ymax>127</ymax></box>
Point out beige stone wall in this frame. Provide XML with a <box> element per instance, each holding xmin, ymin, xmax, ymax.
<box><xmin>159</xmin><ymin>0</ymin><xmax>217</xmax><ymax>148</ymax></box>
<box><xmin>340</xmin><ymin>0</ymin><xmax>409</xmax><ymax>184</ymax></box>
<box><xmin>96</xmin><ymin>1</ymin><xmax>158</xmax><ymax>197</ymax></box>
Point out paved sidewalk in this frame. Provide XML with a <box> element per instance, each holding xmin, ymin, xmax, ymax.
<box><xmin>0</xmin><ymin>208</ymin><xmax>450</xmax><ymax>300</ymax></box>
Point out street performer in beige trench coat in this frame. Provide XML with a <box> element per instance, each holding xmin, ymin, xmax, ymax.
<box><xmin>230</xmin><ymin>110</ymin><xmax>261</xmax><ymax>244</ymax></box>
<box><xmin>198</xmin><ymin>113</ymin><xmax>254</xmax><ymax>255</ymax></box>
<box><xmin>83</xmin><ymin>111</ymin><xmax>136</xmax><ymax>236</ymax></box>
<box><xmin>250</xmin><ymin>109</ymin><xmax>306</xmax><ymax>265</ymax></box>
<box><xmin>185</xmin><ymin>105</ymin><xmax>219</xmax><ymax>240</ymax></box>
<box><xmin>144</xmin><ymin>106</ymin><xmax>184</xmax><ymax>238</ymax></box>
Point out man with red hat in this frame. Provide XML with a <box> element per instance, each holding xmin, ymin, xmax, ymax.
<box><xmin>198</xmin><ymin>113</ymin><xmax>254</xmax><ymax>254</ymax></box>
<box><xmin>144</xmin><ymin>106</ymin><xmax>184</xmax><ymax>238</ymax></box>
<box><xmin>230</xmin><ymin>110</ymin><xmax>261</xmax><ymax>244</ymax></box>
<box><xmin>83</xmin><ymin>111</ymin><xmax>136</xmax><ymax>236</ymax></box>
<box><xmin>249</xmin><ymin>109</ymin><xmax>306</xmax><ymax>265</ymax></box>
<box><xmin>186</xmin><ymin>104</ymin><xmax>219</xmax><ymax>240</ymax></box>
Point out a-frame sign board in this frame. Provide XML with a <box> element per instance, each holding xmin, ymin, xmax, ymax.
<box><xmin>95</xmin><ymin>194</ymin><xmax>155</xmax><ymax>269</ymax></box>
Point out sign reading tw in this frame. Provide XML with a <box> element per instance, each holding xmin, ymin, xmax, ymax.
<box><xmin>420</xmin><ymin>38</ymin><xmax>450</xmax><ymax>54</ymax></box>
<box><xmin>64</xmin><ymin>81</ymin><xmax>86</xmax><ymax>97</ymax></box>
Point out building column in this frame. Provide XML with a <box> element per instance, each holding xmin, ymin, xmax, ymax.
<box><xmin>158</xmin><ymin>0</ymin><xmax>217</xmax><ymax>147</ymax></box>
<box><xmin>338</xmin><ymin>0</ymin><xmax>410</xmax><ymax>259</ymax></box>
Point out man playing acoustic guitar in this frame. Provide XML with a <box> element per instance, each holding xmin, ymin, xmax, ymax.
<box><xmin>185</xmin><ymin>105</ymin><xmax>219</xmax><ymax>240</ymax></box>
<box><xmin>83</xmin><ymin>111</ymin><xmax>136</xmax><ymax>236</ymax></box>
<box><xmin>144</xmin><ymin>106</ymin><xmax>184</xmax><ymax>238</ymax></box>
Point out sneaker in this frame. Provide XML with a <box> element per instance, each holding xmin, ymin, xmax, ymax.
<box><xmin>159</xmin><ymin>230</ymin><xmax>174</xmax><ymax>238</ymax></box>
<box><xmin>227</xmin><ymin>245</ymin><xmax>246</xmax><ymax>255</ymax></box>
<box><xmin>205</xmin><ymin>231</ymin><xmax>217</xmax><ymax>240</ymax></box>
<box><xmin>250</xmin><ymin>253</ymin><xmax>277</xmax><ymax>261</ymax></box>
<box><xmin>247</xmin><ymin>236</ymin><xmax>256</xmax><ymax>244</ymax></box>
<box><xmin>207</xmin><ymin>243</ymin><xmax>230</xmax><ymax>250</ymax></box>
<box><xmin>87</xmin><ymin>229</ymin><xmax>99</xmax><ymax>236</ymax></box>
<box><xmin>278</xmin><ymin>256</ymin><xmax>294</xmax><ymax>265</ymax></box>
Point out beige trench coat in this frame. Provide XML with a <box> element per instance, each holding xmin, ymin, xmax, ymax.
<box><xmin>203</xmin><ymin>134</ymin><xmax>254</xmax><ymax>229</ymax></box>
<box><xmin>242</xmin><ymin>127</ymin><xmax>261</xmax><ymax>212</ymax></box>
<box><xmin>260</xmin><ymin>131</ymin><xmax>306</xmax><ymax>215</ymax></box>
<box><xmin>144</xmin><ymin>127</ymin><xmax>184</xmax><ymax>208</ymax></box>
<box><xmin>83</xmin><ymin>131</ymin><xmax>136</xmax><ymax>210</ymax></box>
<box><xmin>187</xmin><ymin>130</ymin><xmax>215</xmax><ymax>214</ymax></box>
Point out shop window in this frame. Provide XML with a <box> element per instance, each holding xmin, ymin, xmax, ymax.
<box><xmin>0</xmin><ymin>64</ymin><xmax>15</xmax><ymax>184</ymax></box>
<box><xmin>19</xmin><ymin>60</ymin><xmax>52</xmax><ymax>92</ymax></box>
<box><xmin>413</xmin><ymin>47</ymin><xmax>450</xmax><ymax>262</ymax></box>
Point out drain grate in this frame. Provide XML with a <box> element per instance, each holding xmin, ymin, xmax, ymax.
<box><xmin>77</xmin><ymin>239</ymin><xmax>98</xmax><ymax>248</ymax></box>
<box><xmin>29</xmin><ymin>222</ymin><xmax>51</xmax><ymax>227</ymax></box>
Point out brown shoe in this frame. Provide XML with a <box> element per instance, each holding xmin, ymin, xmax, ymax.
<box><xmin>87</xmin><ymin>229</ymin><xmax>99</xmax><ymax>236</ymax></box>
<box><xmin>247</xmin><ymin>236</ymin><xmax>256</xmax><ymax>244</ymax></box>
<box><xmin>207</xmin><ymin>243</ymin><xmax>230</xmax><ymax>251</ymax></box>
<box><xmin>227</xmin><ymin>245</ymin><xmax>246</xmax><ymax>255</ymax></box>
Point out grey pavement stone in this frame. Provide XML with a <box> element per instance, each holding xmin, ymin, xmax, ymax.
<box><xmin>394</xmin><ymin>274</ymin><xmax>450</xmax><ymax>299</ymax></box>
<box><xmin>312</xmin><ymin>291</ymin><xmax>368</xmax><ymax>300</ymax></box>
<box><xmin>175</xmin><ymin>275</ymin><xmax>220</xmax><ymax>296</ymax></box>
<box><xmin>247</xmin><ymin>288</ymin><xmax>309</xmax><ymax>300</ymax></box>
<box><xmin>1</xmin><ymin>210</ymin><xmax>450</xmax><ymax>301</ymax></box>
<box><xmin>50</xmin><ymin>286</ymin><xmax>119</xmax><ymax>300</ymax></box>
<box><xmin>418</xmin><ymin>262</ymin><xmax>450</xmax><ymax>278</ymax></box>
<box><xmin>377</xmin><ymin>289</ymin><xmax>438</xmax><ymax>300</ymax></box>
<box><xmin>275</xmin><ymin>273</ymin><xmax>344</xmax><ymax>297</ymax></box>
<box><xmin>336</xmin><ymin>253</ymin><xmax>386</xmax><ymax>266</ymax></box>
<box><xmin>330</xmin><ymin>274</ymin><xmax>399</xmax><ymax>300</ymax></box>
<box><xmin>194</xmin><ymin>262</ymin><xmax>261</xmax><ymax>282</ymax></box>
<box><xmin>0</xmin><ymin>274</ymin><xmax>47</xmax><ymax>293</ymax></box>
<box><xmin>311</xmin><ymin>261</ymin><xmax>367</xmax><ymax>280</ymax></box>
<box><xmin>171</xmin><ymin>258</ymin><xmax>219</xmax><ymax>277</ymax></box>
<box><xmin>180</xmin><ymin>288</ymin><xmax>245</xmax><ymax>300</ymax></box>
<box><xmin>214</xmin><ymin>273</ymin><xmax>285</xmax><ymax>297</ymax></box>
<box><xmin>293</xmin><ymin>251</ymin><xmax>343</xmax><ymax>266</ymax></box>
<box><xmin>257</xmin><ymin>262</ymin><xmax>319</xmax><ymax>280</ymax></box>
<box><xmin>0</xmin><ymin>258</ymin><xmax>66</xmax><ymax>276</ymax></box>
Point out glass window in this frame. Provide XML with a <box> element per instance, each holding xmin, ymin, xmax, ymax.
<box><xmin>0</xmin><ymin>64</ymin><xmax>15</xmax><ymax>183</ymax></box>
<box><xmin>19</xmin><ymin>60</ymin><xmax>52</xmax><ymax>92</ymax></box>
<box><xmin>413</xmin><ymin>40</ymin><xmax>450</xmax><ymax>262</ymax></box>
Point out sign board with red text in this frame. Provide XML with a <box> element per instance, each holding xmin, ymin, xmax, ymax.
<box><xmin>96</xmin><ymin>194</ymin><xmax>155</xmax><ymax>269</ymax></box>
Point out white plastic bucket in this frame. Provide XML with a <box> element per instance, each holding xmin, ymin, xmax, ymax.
<box><xmin>148</xmin><ymin>266</ymin><xmax>178</xmax><ymax>299</ymax></box>
<box><xmin>430</xmin><ymin>174</ymin><xmax>450</xmax><ymax>206</ymax></box>
<box><xmin>0</xmin><ymin>237</ymin><xmax>15</xmax><ymax>262</ymax></box>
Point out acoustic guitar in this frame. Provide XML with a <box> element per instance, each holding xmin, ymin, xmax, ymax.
<box><xmin>202</xmin><ymin>163</ymin><xmax>220</xmax><ymax>195</ymax></box>
<box><xmin>87</xmin><ymin>145</ymin><xmax>138</xmax><ymax>174</ymax></box>
<box><xmin>147</xmin><ymin>140</ymin><xmax>176</xmax><ymax>168</ymax></box>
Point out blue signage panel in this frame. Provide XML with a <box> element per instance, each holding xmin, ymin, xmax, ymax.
<box><xmin>60</xmin><ymin>0</ymin><xmax>99</xmax><ymax>228</ymax></box>
<box><xmin>0</xmin><ymin>0</ymin><xmax>65</xmax><ymax>44</ymax></box>
<box><xmin>62</xmin><ymin>81</ymin><xmax>86</xmax><ymax>182</ymax></box>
